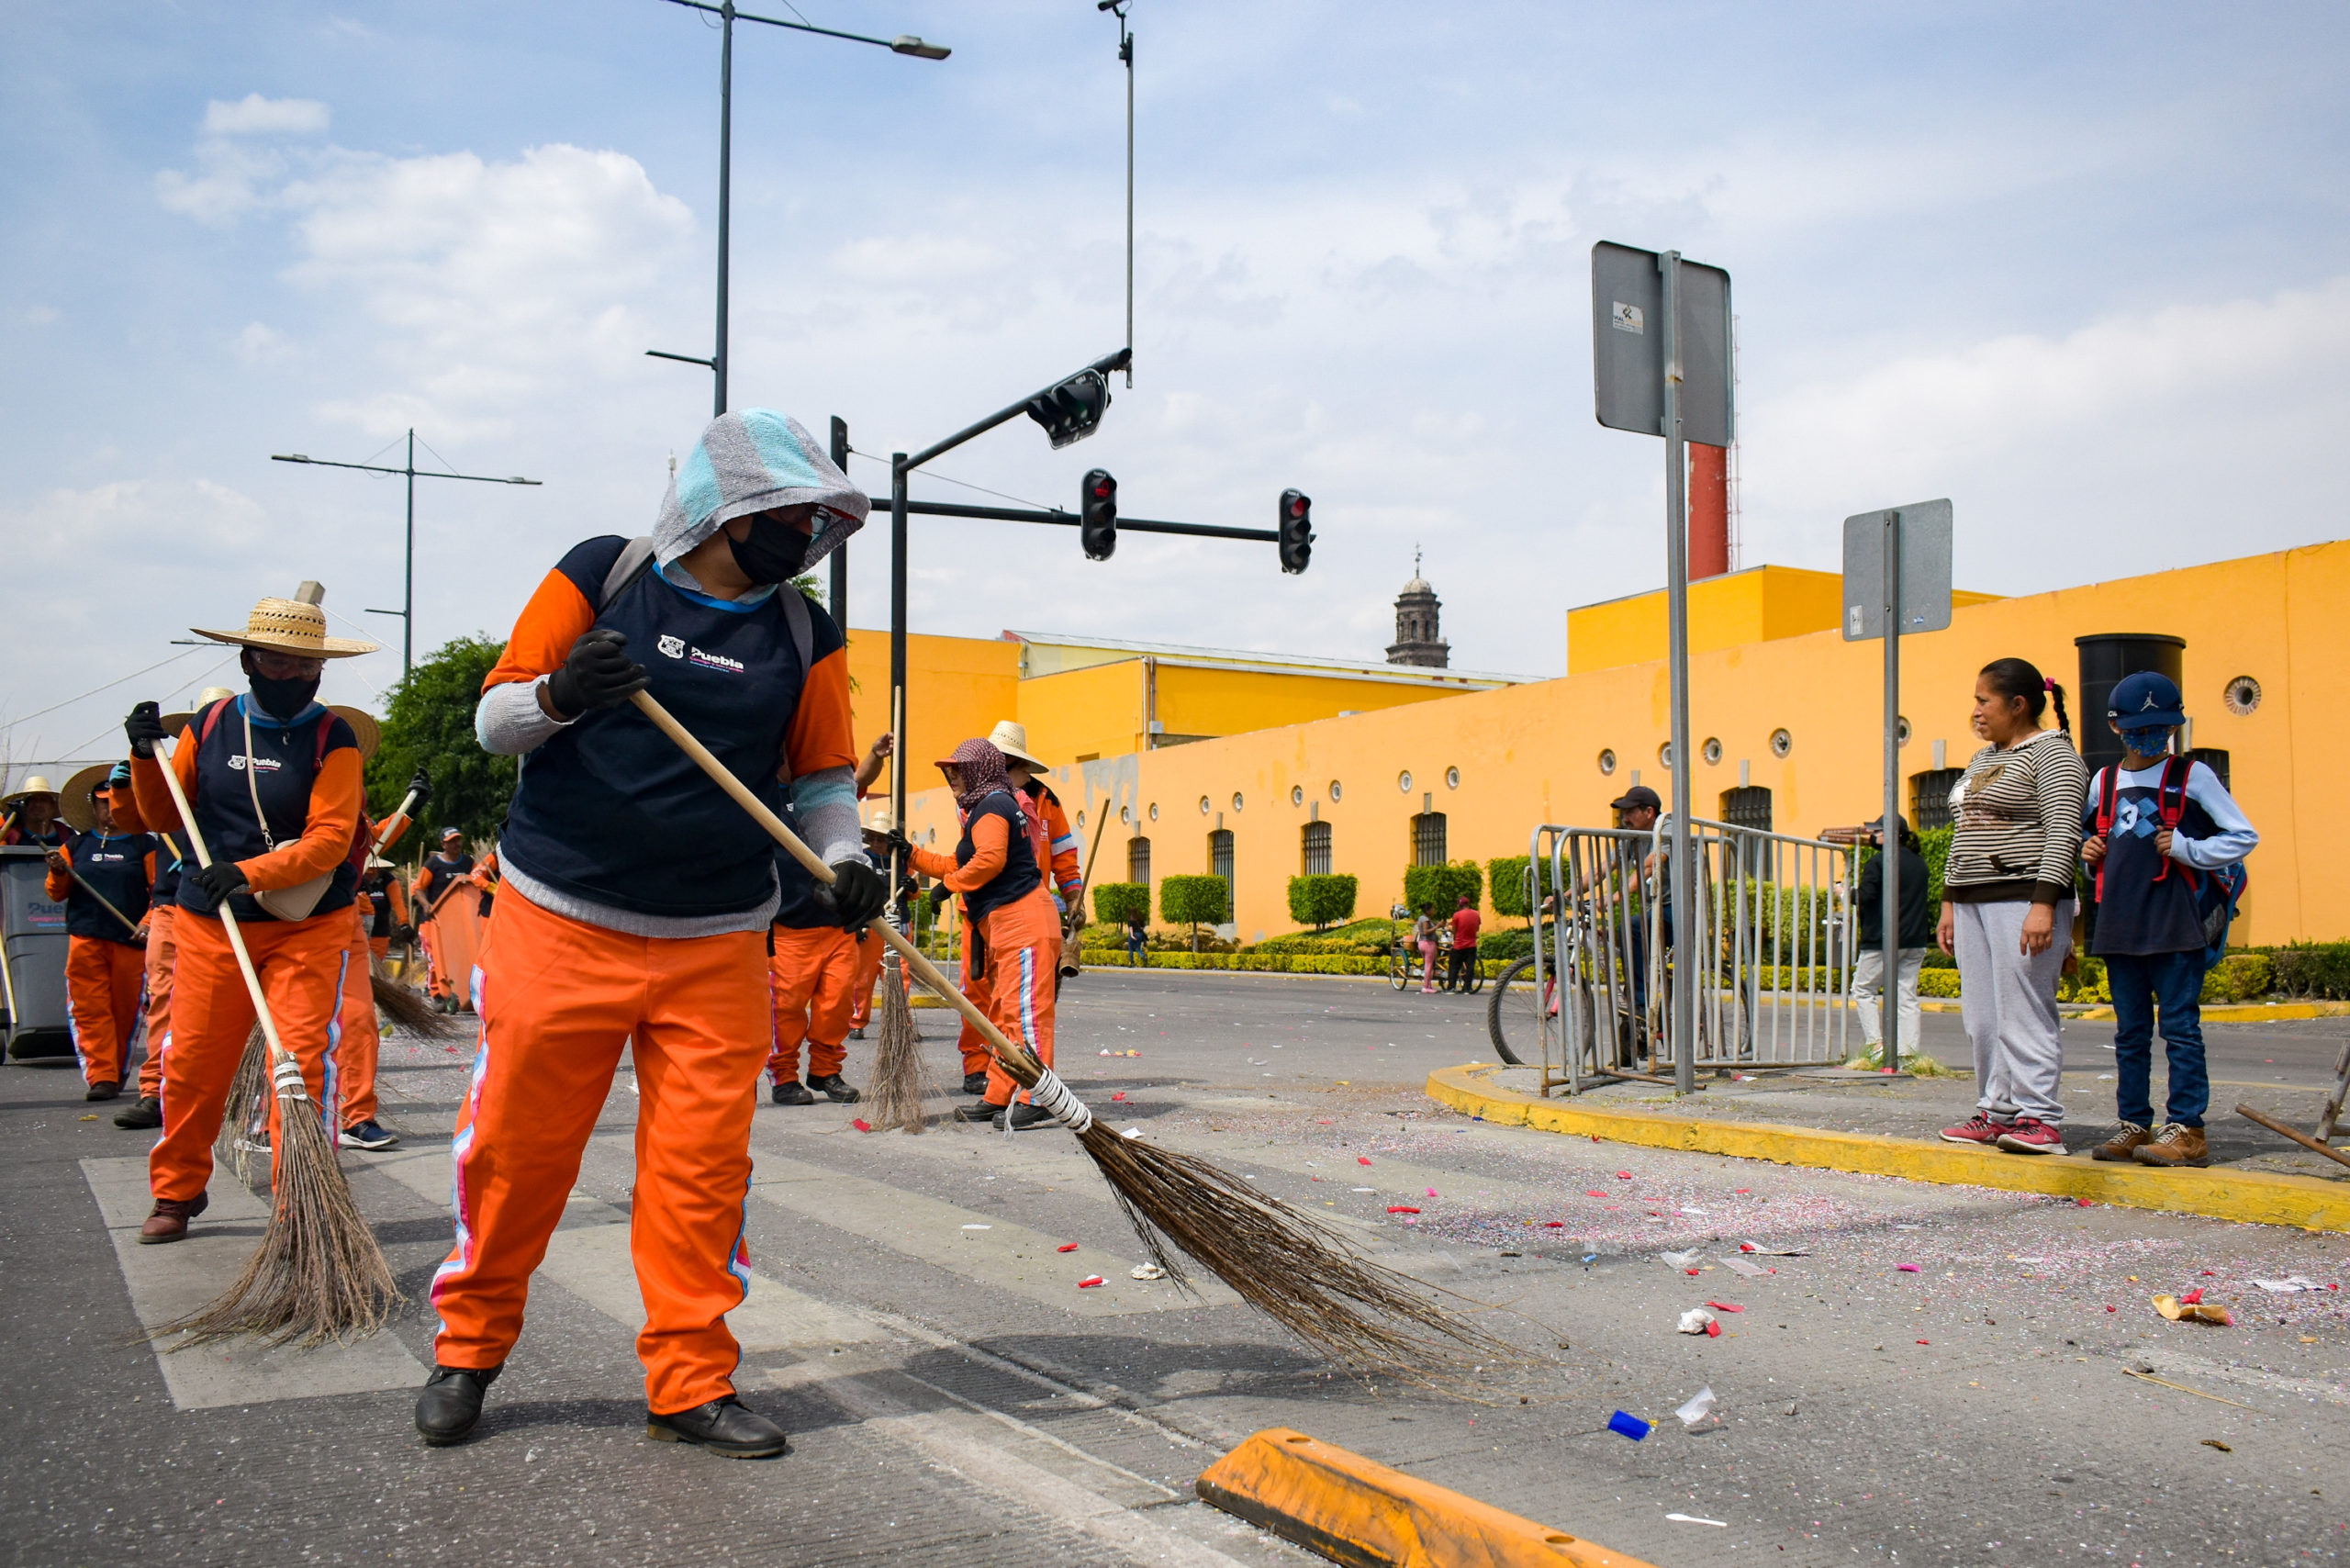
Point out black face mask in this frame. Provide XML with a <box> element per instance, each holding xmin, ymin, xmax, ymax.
<box><xmin>248</xmin><ymin>669</ymin><xmax>321</xmax><ymax>721</ymax></box>
<box><xmin>728</xmin><ymin>513</ymin><xmax>812</xmax><ymax>585</ymax></box>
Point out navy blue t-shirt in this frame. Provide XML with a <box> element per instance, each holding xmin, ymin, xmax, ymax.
<box><xmin>176</xmin><ymin>696</ymin><xmax>361</xmax><ymax>924</ymax></box>
<box><xmin>62</xmin><ymin>828</ymin><xmax>155</xmax><ymax>942</ymax></box>
<box><xmin>955</xmin><ymin>790</ymin><xmax>1043</xmax><ymax>921</ymax></box>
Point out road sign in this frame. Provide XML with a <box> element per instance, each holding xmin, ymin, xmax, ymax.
<box><xmin>1591</xmin><ymin>241</ymin><xmax>1733</xmax><ymax>447</ymax></box>
<box><xmin>1841</xmin><ymin>499</ymin><xmax>1953</xmax><ymax>640</ymax></box>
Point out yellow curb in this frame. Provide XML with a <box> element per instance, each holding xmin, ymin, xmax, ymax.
<box><xmin>1920</xmin><ymin>998</ymin><xmax>2350</xmax><ymax>1020</ymax></box>
<box><xmin>1196</xmin><ymin>1427</ymin><xmax>1660</xmax><ymax>1568</ymax></box>
<box><xmin>1427</xmin><ymin>1064</ymin><xmax>2350</xmax><ymax>1233</ymax></box>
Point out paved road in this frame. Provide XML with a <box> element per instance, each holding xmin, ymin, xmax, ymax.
<box><xmin>4</xmin><ymin>966</ymin><xmax>2345</xmax><ymax>1566</ymax></box>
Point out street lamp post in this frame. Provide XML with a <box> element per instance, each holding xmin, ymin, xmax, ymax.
<box><xmin>647</xmin><ymin>0</ymin><xmax>949</xmax><ymax>418</ymax></box>
<box><xmin>271</xmin><ymin>431</ymin><xmax>542</xmax><ymax>677</ymax></box>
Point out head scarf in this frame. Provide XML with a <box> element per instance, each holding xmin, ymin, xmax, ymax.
<box><xmin>654</xmin><ymin>409</ymin><xmax>868</xmax><ymax>571</ymax></box>
<box><xmin>937</xmin><ymin>738</ymin><xmax>1015</xmax><ymax>812</ymax></box>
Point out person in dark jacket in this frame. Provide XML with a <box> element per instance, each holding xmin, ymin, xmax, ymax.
<box><xmin>1852</xmin><ymin>813</ymin><xmax>1933</xmax><ymax>1067</ymax></box>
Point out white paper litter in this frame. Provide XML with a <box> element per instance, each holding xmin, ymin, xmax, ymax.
<box><xmin>1666</xmin><ymin>1513</ymin><xmax>1729</xmax><ymax>1527</ymax></box>
<box><xmin>1720</xmin><ymin>1257</ymin><xmax>1770</xmax><ymax>1279</ymax></box>
<box><xmin>1121</xmin><ymin>1126</ymin><xmax>1144</xmax><ymax>1139</ymax></box>
<box><xmin>960</xmin><ymin>1224</ymin><xmax>990</xmax><ymax>1230</ymax></box>
<box><xmin>1676</xmin><ymin>1307</ymin><xmax>1718</xmax><ymax>1335</ymax></box>
<box><xmin>1675</xmin><ymin>1386</ymin><xmax>1718</xmax><ymax>1428</ymax></box>
<box><xmin>1130</xmin><ymin>1263</ymin><xmax>1165</xmax><ymax>1281</ymax></box>
<box><xmin>2252</xmin><ymin>1276</ymin><xmax>2324</xmax><ymax>1293</ymax></box>
<box><xmin>1739</xmin><ymin>1243</ymin><xmax>1807</xmax><ymax>1256</ymax></box>
<box><xmin>1661</xmin><ymin>1249</ymin><xmax>1702</xmax><ymax>1269</ymax></box>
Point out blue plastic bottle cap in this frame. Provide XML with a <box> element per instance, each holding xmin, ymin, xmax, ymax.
<box><xmin>1608</xmin><ymin>1410</ymin><xmax>1651</xmax><ymax>1441</ymax></box>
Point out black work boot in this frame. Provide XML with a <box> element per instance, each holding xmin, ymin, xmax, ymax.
<box><xmin>806</xmin><ymin>1072</ymin><xmax>861</xmax><ymax>1103</ymax></box>
<box><xmin>645</xmin><ymin>1394</ymin><xmax>789</xmax><ymax>1458</ymax></box>
<box><xmin>960</xmin><ymin>1071</ymin><xmax>990</xmax><ymax>1097</ymax></box>
<box><xmin>955</xmin><ymin>1100</ymin><xmax>1008</xmax><ymax>1124</ymax></box>
<box><xmin>85</xmin><ymin>1080</ymin><xmax>121</xmax><ymax>1103</ymax></box>
<box><xmin>996</xmin><ymin>1102</ymin><xmax>1055</xmax><ymax>1132</ymax></box>
<box><xmin>114</xmin><ymin>1095</ymin><xmax>163</xmax><ymax>1130</ymax></box>
<box><xmin>416</xmin><ymin>1365</ymin><xmax>500</xmax><ymax>1447</ymax></box>
<box><xmin>769</xmin><ymin>1080</ymin><xmax>814</xmax><ymax>1107</ymax></box>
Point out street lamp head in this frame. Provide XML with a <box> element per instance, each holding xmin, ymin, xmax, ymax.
<box><xmin>890</xmin><ymin>35</ymin><xmax>950</xmax><ymax>59</ymax></box>
<box><xmin>274</xmin><ymin>454</ymin><xmax>312</xmax><ymax>463</ymax></box>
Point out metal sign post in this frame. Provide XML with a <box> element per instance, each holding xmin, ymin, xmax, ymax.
<box><xmin>1841</xmin><ymin>498</ymin><xmax>1953</xmax><ymax>1076</ymax></box>
<box><xmin>1593</xmin><ymin>241</ymin><xmax>1732</xmax><ymax>1095</ymax></box>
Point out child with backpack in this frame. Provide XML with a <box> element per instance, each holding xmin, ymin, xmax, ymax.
<box><xmin>2080</xmin><ymin>672</ymin><xmax>2257</xmax><ymax>1169</ymax></box>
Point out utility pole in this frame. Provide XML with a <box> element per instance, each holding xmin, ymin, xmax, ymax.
<box><xmin>272</xmin><ymin>431</ymin><xmax>542</xmax><ymax>677</ymax></box>
<box><xmin>1102</xmin><ymin>0</ymin><xmax>1135</xmax><ymax>387</ymax></box>
<box><xmin>647</xmin><ymin>1</ymin><xmax>948</xmax><ymax>414</ymax></box>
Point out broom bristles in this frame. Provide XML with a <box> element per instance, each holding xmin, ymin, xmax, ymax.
<box><xmin>864</xmin><ymin>948</ymin><xmax>933</xmax><ymax>1134</ymax></box>
<box><xmin>160</xmin><ymin>1067</ymin><xmax>403</xmax><ymax>1349</ymax></box>
<box><xmin>371</xmin><ymin>966</ymin><xmax>454</xmax><ymax>1039</ymax></box>
<box><xmin>211</xmin><ymin>1024</ymin><xmax>271</xmax><ymax>1182</ymax></box>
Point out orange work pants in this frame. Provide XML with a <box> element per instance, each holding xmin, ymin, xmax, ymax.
<box><xmin>421</xmin><ymin>890</ymin><xmax>480</xmax><ymax>1003</ymax></box>
<box><xmin>369</xmin><ymin>935</ymin><xmax>391</xmax><ymax>962</ymax></box>
<box><xmin>67</xmin><ymin>935</ymin><xmax>146</xmax><ymax>1087</ymax></box>
<box><xmin>150</xmin><ymin>909</ymin><xmax>349</xmax><ymax>1204</ymax></box>
<box><xmin>431</xmin><ymin>884</ymin><xmax>771</xmax><ymax>1416</ymax></box>
<box><xmin>335</xmin><ymin>905</ymin><xmax>380</xmax><ymax>1130</ymax></box>
<box><xmin>955</xmin><ymin>931</ymin><xmax>992</xmax><ymax>1081</ymax></box>
<box><xmin>846</xmin><ymin>926</ymin><xmax>888</xmax><ymax>1030</ymax></box>
<box><xmin>972</xmin><ymin>890</ymin><xmax>1061</xmax><ymax>1107</ymax></box>
<box><xmin>138</xmin><ymin>905</ymin><xmax>178</xmax><ymax>1099</ymax></box>
<box><xmin>766</xmin><ymin>924</ymin><xmax>855</xmax><ymax>1084</ymax></box>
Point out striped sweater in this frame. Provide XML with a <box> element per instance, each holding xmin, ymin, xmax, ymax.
<box><xmin>1942</xmin><ymin>728</ymin><xmax>2088</xmax><ymax>905</ymax></box>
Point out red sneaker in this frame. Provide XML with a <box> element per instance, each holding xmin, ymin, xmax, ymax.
<box><xmin>1995</xmin><ymin>1116</ymin><xmax>2067</xmax><ymax>1155</ymax></box>
<box><xmin>1939</xmin><ymin>1113</ymin><xmax>2011</xmax><ymax>1146</ymax></box>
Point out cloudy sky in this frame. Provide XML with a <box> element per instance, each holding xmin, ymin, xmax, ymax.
<box><xmin>5</xmin><ymin>1</ymin><xmax>2347</xmax><ymax>772</ymax></box>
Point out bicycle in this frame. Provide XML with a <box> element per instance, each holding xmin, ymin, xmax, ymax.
<box><xmin>1485</xmin><ymin>897</ymin><xmax>1654</xmax><ymax>1072</ymax></box>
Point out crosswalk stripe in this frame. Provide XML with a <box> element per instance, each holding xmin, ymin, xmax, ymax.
<box><xmin>81</xmin><ymin>1157</ymin><xmax>423</xmax><ymax>1412</ymax></box>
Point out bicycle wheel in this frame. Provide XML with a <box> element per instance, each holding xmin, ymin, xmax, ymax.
<box><xmin>1388</xmin><ymin>952</ymin><xmax>1410</xmax><ymax>991</ymax></box>
<box><xmin>1485</xmin><ymin>956</ymin><xmax>1542</xmax><ymax>1064</ymax></box>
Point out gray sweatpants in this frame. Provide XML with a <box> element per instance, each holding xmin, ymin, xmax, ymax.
<box><xmin>1953</xmin><ymin>899</ymin><xmax>2073</xmax><ymax>1125</ymax></box>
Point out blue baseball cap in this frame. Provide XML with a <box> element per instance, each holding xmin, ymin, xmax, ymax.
<box><xmin>2108</xmin><ymin>671</ymin><xmax>2184</xmax><ymax>731</ymax></box>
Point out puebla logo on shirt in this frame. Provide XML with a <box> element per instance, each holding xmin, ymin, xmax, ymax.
<box><xmin>657</xmin><ymin>634</ymin><xmax>686</xmax><ymax>658</ymax></box>
<box><xmin>688</xmin><ymin>646</ymin><xmax>744</xmax><ymax>673</ymax></box>
<box><xmin>225</xmin><ymin>754</ymin><xmax>283</xmax><ymax>773</ymax></box>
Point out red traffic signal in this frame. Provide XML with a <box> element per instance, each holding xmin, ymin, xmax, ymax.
<box><xmin>1081</xmin><ymin>469</ymin><xmax>1118</xmax><ymax>561</ymax></box>
<box><xmin>1278</xmin><ymin>488</ymin><xmax>1313</xmax><ymax>574</ymax></box>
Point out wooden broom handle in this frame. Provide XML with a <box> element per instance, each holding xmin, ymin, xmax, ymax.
<box><xmin>628</xmin><ymin>691</ymin><xmax>1034</xmax><ymax>1072</ymax></box>
<box><xmin>151</xmin><ymin>740</ymin><xmax>292</xmax><ymax>1067</ymax></box>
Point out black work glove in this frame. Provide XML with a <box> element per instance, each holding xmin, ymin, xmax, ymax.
<box><xmin>544</xmin><ymin>628</ymin><xmax>648</xmax><ymax>719</ymax></box>
<box><xmin>406</xmin><ymin>767</ymin><xmax>432</xmax><ymax>808</ymax></box>
<box><xmin>125</xmin><ymin>701</ymin><xmax>166</xmax><ymax>759</ymax></box>
<box><xmin>393</xmin><ymin>924</ymin><xmax>417</xmax><ymax>946</ymax></box>
<box><xmin>816</xmin><ymin>857</ymin><xmax>887</xmax><ymax>930</ymax></box>
<box><xmin>883</xmin><ymin>828</ymin><xmax>913</xmax><ymax>859</ymax></box>
<box><xmin>188</xmin><ymin>860</ymin><xmax>250</xmax><ymax>902</ymax></box>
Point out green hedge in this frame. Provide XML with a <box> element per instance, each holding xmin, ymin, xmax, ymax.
<box><xmin>1286</xmin><ymin>873</ymin><xmax>1360</xmax><ymax>930</ymax></box>
<box><xmin>2264</xmin><ymin>943</ymin><xmax>2350</xmax><ymax>1000</ymax></box>
<box><xmin>1478</xmin><ymin>925</ymin><xmax>1536</xmax><ymax>961</ymax></box>
<box><xmin>1160</xmin><ymin>874</ymin><xmax>1230</xmax><ymax>945</ymax></box>
<box><xmin>1253</xmin><ymin>933</ymin><xmax>1390</xmax><ymax>957</ymax></box>
<box><xmin>1091</xmin><ymin>882</ymin><xmax>1149</xmax><ymax>926</ymax></box>
<box><xmin>1082</xmin><ymin>950</ymin><xmax>1508</xmax><ymax>978</ymax></box>
<box><xmin>1488</xmin><ymin>857</ymin><xmax>1533</xmax><ymax>919</ymax></box>
<box><xmin>1403</xmin><ymin>861</ymin><xmax>1483</xmax><ymax>916</ymax></box>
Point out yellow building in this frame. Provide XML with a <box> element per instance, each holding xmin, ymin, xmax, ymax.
<box><xmin>877</xmin><ymin>541</ymin><xmax>2348</xmax><ymax>947</ymax></box>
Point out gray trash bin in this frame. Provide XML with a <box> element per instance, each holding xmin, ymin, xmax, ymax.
<box><xmin>2</xmin><ymin>846</ymin><xmax>73</xmax><ymax>1060</ymax></box>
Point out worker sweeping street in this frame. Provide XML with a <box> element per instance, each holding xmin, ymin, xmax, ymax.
<box><xmin>116</xmin><ymin>688</ymin><xmax>236</xmax><ymax>1132</ymax></box>
<box><xmin>904</xmin><ymin>739</ymin><xmax>1062</xmax><ymax>1130</ymax></box>
<box><xmin>330</xmin><ymin>760</ymin><xmax>428</xmax><ymax>1152</ymax></box>
<box><xmin>415</xmin><ymin>827</ymin><xmax>482</xmax><ymax>1013</ymax></box>
<box><xmin>2</xmin><ymin>775</ymin><xmax>65</xmax><ymax>847</ymax></box>
<box><xmin>420</xmin><ymin>408</ymin><xmax>882</xmax><ymax>1458</ymax></box>
<box><xmin>361</xmin><ymin>857</ymin><xmax>411</xmax><ymax>964</ymax></box>
<box><xmin>988</xmin><ymin>719</ymin><xmax>1087</xmax><ymax>991</ymax></box>
<box><xmin>118</xmin><ymin>594</ymin><xmax>376</xmax><ymax>1243</ymax></box>
<box><xmin>46</xmin><ymin>765</ymin><xmax>156</xmax><ymax>1101</ymax></box>
<box><xmin>763</xmin><ymin>817</ymin><xmax>863</xmax><ymax>1107</ymax></box>
<box><xmin>845</xmin><ymin>808</ymin><xmax>917</xmax><ymax>1038</ymax></box>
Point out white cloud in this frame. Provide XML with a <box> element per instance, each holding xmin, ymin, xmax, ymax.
<box><xmin>202</xmin><ymin>94</ymin><xmax>330</xmax><ymax>137</ymax></box>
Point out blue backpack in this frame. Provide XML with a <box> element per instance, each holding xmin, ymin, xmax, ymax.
<box><xmin>2094</xmin><ymin>756</ymin><xmax>2246</xmax><ymax>970</ymax></box>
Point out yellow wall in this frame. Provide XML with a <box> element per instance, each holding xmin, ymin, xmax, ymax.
<box><xmin>1567</xmin><ymin>564</ymin><xmax>2002</xmax><ymax>674</ymax></box>
<box><xmin>901</xmin><ymin>540</ymin><xmax>2350</xmax><ymax>946</ymax></box>
<box><xmin>844</xmin><ymin>629</ymin><xmax>1020</xmax><ymax>801</ymax></box>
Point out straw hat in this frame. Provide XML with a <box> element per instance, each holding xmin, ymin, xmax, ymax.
<box><xmin>193</xmin><ymin>597</ymin><xmax>377</xmax><ymax>659</ymax></box>
<box><xmin>864</xmin><ymin>809</ymin><xmax>897</xmax><ymax>835</ymax></box>
<box><xmin>985</xmin><ymin>719</ymin><xmax>1046</xmax><ymax>771</ymax></box>
<box><xmin>330</xmin><ymin>705</ymin><xmax>381</xmax><ymax>761</ymax></box>
<box><xmin>161</xmin><ymin>687</ymin><xmax>241</xmax><ymax>734</ymax></box>
<box><xmin>58</xmin><ymin>765</ymin><xmax>116</xmax><ymax>833</ymax></box>
<box><xmin>2</xmin><ymin>774</ymin><xmax>59</xmax><ymax>809</ymax></box>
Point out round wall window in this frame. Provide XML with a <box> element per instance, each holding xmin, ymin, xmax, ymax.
<box><xmin>1597</xmin><ymin>748</ymin><xmax>1617</xmax><ymax>776</ymax></box>
<box><xmin>1397</xmin><ymin>770</ymin><xmax>1413</xmax><ymax>792</ymax></box>
<box><xmin>2224</xmin><ymin>675</ymin><xmax>2262</xmax><ymax>715</ymax></box>
<box><xmin>1329</xmin><ymin>780</ymin><xmax>1343</xmax><ymax>802</ymax></box>
<box><xmin>1291</xmin><ymin>785</ymin><xmax>1304</xmax><ymax>806</ymax></box>
<box><xmin>1701</xmin><ymin>737</ymin><xmax>1722</xmax><ymax>766</ymax></box>
<box><xmin>1897</xmin><ymin>716</ymin><xmax>1912</xmax><ymax>745</ymax></box>
<box><xmin>1771</xmin><ymin>728</ymin><xmax>1793</xmax><ymax>757</ymax></box>
<box><xmin>1231</xmin><ymin>792</ymin><xmax>1245</xmax><ymax>812</ymax></box>
<box><xmin>1198</xmin><ymin>795</ymin><xmax>1211</xmax><ymax>814</ymax></box>
<box><xmin>1075</xmin><ymin>810</ymin><xmax>1085</xmax><ymax>829</ymax></box>
<box><xmin>1148</xmin><ymin>802</ymin><xmax>1159</xmax><ymax>822</ymax></box>
<box><xmin>1120</xmin><ymin>805</ymin><xmax>1132</xmax><ymax>824</ymax></box>
<box><xmin>1657</xmin><ymin>742</ymin><xmax>1673</xmax><ymax>768</ymax></box>
<box><xmin>1445</xmin><ymin>766</ymin><xmax>1460</xmax><ymax>790</ymax></box>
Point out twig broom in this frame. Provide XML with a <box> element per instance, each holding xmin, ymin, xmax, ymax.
<box><xmin>863</xmin><ymin>947</ymin><xmax>933</xmax><ymax>1134</ymax></box>
<box><xmin>632</xmin><ymin>691</ymin><xmax>1519</xmax><ymax>1381</ymax></box>
<box><xmin>149</xmin><ymin>741</ymin><xmax>401</xmax><ymax>1347</ymax></box>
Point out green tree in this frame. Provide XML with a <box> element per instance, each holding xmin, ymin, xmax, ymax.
<box><xmin>1091</xmin><ymin>881</ymin><xmax>1150</xmax><ymax>927</ymax></box>
<box><xmin>1403</xmin><ymin>860</ymin><xmax>1483</xmax><ymax>916</ymax></box>
<box><xmin>367</xmin><ymin>633</ymin><xmax>516</xmax><ymax>853</ymax></box>
<box><xmin>1286</xmin><ymin>873</ymin><xmax>1359</xmax><ymax>930</ymax></box>
<box><xmin>1159</xmin><ymin>874</ymin><xmax>1229</xmax><ymax>952</ymax></box>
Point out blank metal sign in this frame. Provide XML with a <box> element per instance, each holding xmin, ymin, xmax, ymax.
<box><xmin>1591</xmin><ymin>241</ymin><xmax>1733</xmax><ymax>447</ymax></box>
<box><xmin>1841</xmin><ymin>499</ymin><xmax>1954</xmax><ymax>640</ymax></box>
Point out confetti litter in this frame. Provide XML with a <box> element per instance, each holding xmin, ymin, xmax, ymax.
<box><xmin>1586</xmin><ymin>1190</ymin><xmax>1607</xmax><ymax>1198</ymax></box>
<box><xmin>2179</xmin><ymin>1288</ymin><xmax>2203</xmax><ymax>1305</ymax></box>
<box><xmin>1707</xmin><ymin>1320</ymin><xmax>1721</xmax><ymax>1338</ymax></box>
<box><xmin>1686</xmin><ymin>1269</ymin><xmax>1701</xmax><ymax>1276</ymax></box>
<box><xmin>1666</xmin><ymin>1513</ymin><xmax>1729</xmax><ymax>1527</ymax></box>
<box><xmin>2154</xmin><ymin>1294</ymin><xmax>2234</xmax><ymax>1326</ymax></box>
<box><xmin>1734</xmin><ymin>1189</ymin><xmax>1750</xmax><ymax>1194</ymax></box>
<box><xmin>1680</xmin><ymin>1207</ymin><xmax>1706</xmax><ymax>1216</ymax></box>
<box><xmin>1130</xmin><ymin>1263</ymin><xmax>1164</xmax><ymax>1281</ymax></box>
<box><xmin>1402</xmin><ymin>1216</ymin><xmax>1419</xmax><ymax>1226</ymax></box>
<box><xmin>1607</xmin><ymin>1411</ymin><xmax>1651</xmax><ymax>1441</ymax></box>
<box><xmin>78</xmin><ymin>1114</ymin><xmax>98</xmax><ymax>1122</ymax></box>
<box><xmin>1359</xmin><ymin>1157</ymin><xmax>1373</xmax><ymax>1166</ymax></box>
<box><xmin>960</xmin><ymin>1225</ymin><xmax>991</xmax><ymax>1231</ymax></box>
<box><xmin>1387</xmin><ymin>1206</ymin><xmax>1422</xmax><ymax>1215</ymax></box>
<box><xmin>851</xmin><ymin>1118</ymin><xmax>872</xmax><ymax>1132</ymax></box>
<box><xmin>1617</xmin><ymin>1170</ymin><xmax>1633</xmax><ymax>1180</ymax></box>
<box><xmin>2107</xmin><ymin>1305</ymin><xmax>2118</xmax><ymax>1313</ymax></box>
<box><xmin>1426</xmin><ymin>1188</ymin><xmax>1439</xmax><ymax>1198</ymax></box>
<box><xmin>1917</xmin><ymin>1339</ymin><xmax>1930</xmax><ymax>1345</ymax></box>
<box><xmin>1544</xmin><ymin>1221</ymin><xmax>1565</xmax><ymax>1228</ymax></box>
<box><xmin>1110</xmin><ymin>1092</ymin><xmax>1125</xmax><ymax>1102</ymax></box>
<box><xmin>1582</xmin><ymin>1254</ymin><xmax>1598</xmax><ymax>1263</ymax></box>
<box><xmin>1677</xmin><ymin>1307</ymin><xmax>1717</xmax><ymax>1335</ymax></box>
<box><xmin>1099</xmin><ymin>1048</ymin><xmax>1113</xmax><ymax>1056</ymax></box>
<box><xmin>1056</xmin><ymin>1243</ymin><xmax>1079</xmax><ymax>1253</ymax></box>
<box><xmin>1897</xmin><ymin>1264</ymin><xmax>1921</xmax><ymax>1273</ymax></box>
<box><xmin>1707</xmin><ymin>1302</ymin><xmax>1744</xmax><ymax>1313</ymax></box>
<box><xmin>1077</xmin><ymin>1276</ymin><xmax>1104</xmax><ymax>1289</ymax></box>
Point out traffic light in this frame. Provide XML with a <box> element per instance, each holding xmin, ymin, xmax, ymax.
<box><xmin>1080</xmin><ymin>469</ymin><xmax>1118</xmax><ymax>561</ymax></box>
<box><xmin>1278</xmin><ymin>488</ymin><xmax>1313</xmax><ymax>574</ymax></box>
<box><xmin>1025</xmin><ymin>369</ymin><xmax>1112</xmax><ymax>448</ymax></box>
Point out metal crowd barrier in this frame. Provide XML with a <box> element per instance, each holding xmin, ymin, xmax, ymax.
<box><xmin>1519</xmin><ymin>817</ymin><xmax>1858</xmax><ymax>1094</ymax></box>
